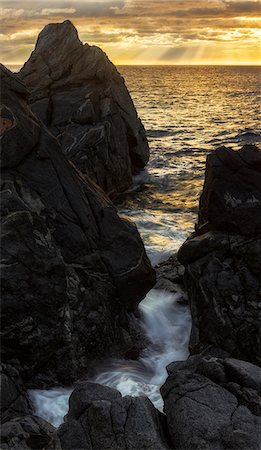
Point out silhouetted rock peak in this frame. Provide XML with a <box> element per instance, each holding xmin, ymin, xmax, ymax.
<box><xmin>20</xmin><ymin>22</ymin><xmax>150</xmax><ymax>196</ymax></box>
<box><xmin>35</xmin><ymin>20</ymin><xmax>82</xmax><ymax>54</ymax></box>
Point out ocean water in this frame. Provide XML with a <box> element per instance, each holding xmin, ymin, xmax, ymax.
<box><xmin>16</xmin><ymin>64</ymin><xmax>260</xmax><ymax>425</ymax></box>
<box><xmin>30</xmin><ymin>289</ymin><xmax>191</xmax><ymax>426</ymax></box>
<box><xmin>118</xmin><ymin>65</ymin><xmax>261</xmax><ymax>264</ymax></box>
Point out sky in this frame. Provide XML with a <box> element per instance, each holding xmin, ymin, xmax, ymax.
<box><xmin>1</xmin><ymin>0</ymin><xmax>260</xmax><ymax>66</ymax></box>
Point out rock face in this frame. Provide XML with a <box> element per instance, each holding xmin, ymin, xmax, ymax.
<box><xmin>58</xmin><ymin>382</ymin><xmax>170</xmax><ymax>450</ymax></box>
<box><xmin>1</xmin><ymin>416</ymin><xmax>60</xmax><ymax>450</ymax></box>
<box><xmin>155</xmin><ymin>254</ymin><xmax>185</xmax><ymax>293</ymax></box>
<box><xmin>197</xmin><ymin>145</ymin><xmax>261</xmax><ymax>235</ymax></box>
<box><xmin>19</xmin><ymin>20</ymin><xmax>150</xmax><ymax>197</ymax></box>
<box><xmin>0</xmin><ymin>64</ymin><xmax>155</xmax><ymax>386</ymax></box>
<box><xmin>161</xmin><ymin>354</ymin><xmax>261</xmax><ymax>450</ymax></box>
<box><xmin>1</xmin><ymin>364</ymin><xmax>33</xmax><ymax>423</ymax></box>
<box><xmin>1</xmin><ymin>364</ymin><xmax>60</xmax><ymax>450</ymax></box>
<box><xmin>178</xmin><ymin>145</ymin><xmax>261</xmax><ymax>366</ymax></box>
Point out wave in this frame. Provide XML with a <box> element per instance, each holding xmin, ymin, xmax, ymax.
<box><xmin>234</xmin><ymin>130</ymin><xmax>261</xmax><ymax>142</ymax></box>
<box><xmin>28</xmin><ymin>290</ymin><xmax>191</xmax><ymax>427</ymax></box>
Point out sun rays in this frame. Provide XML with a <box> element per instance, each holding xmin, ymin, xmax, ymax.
<box><xmin>1</xmin><ymin>0</ymin><xmax>260</xmax><ymax>67</ymax></box>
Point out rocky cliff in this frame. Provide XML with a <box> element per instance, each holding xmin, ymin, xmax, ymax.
<box><xmin>178</xmin><ymin>145</ymin><xmax>261</xmax><ymax>365</ymax></box>
<box><xmin>19</xmin><ymin>20</ymin><xmax>150</xmax><ymax>197</ymax></box>
<box><xmin>0</xmin><ymin>64</ymin><xmax>155</xmax><ymax>387</ymax></box>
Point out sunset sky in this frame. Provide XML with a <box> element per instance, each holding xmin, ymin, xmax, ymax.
<box><xmin>1</xmin><ymin>0</ymin><xmax>261</xmax><ymax>66</ymax></box>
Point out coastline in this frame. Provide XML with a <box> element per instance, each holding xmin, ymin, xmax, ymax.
<box><xmin>1</xmin><ymin>21</ymin><xmax>261</xmax><ymax>450</ymax></box>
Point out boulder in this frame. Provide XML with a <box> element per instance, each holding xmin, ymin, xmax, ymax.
<box><xmin>1</xmin><ymin>416</ymin><xmax>60</xmax><ymax>450</ymax></box>
<box><xmin>1</xmin><ymin>364</ymin><xmax>33</xmax><ymax>423</ymax></box>
<box><xmin>0</xmin><ymin>64</ymin><xmax>155</xmax><ymax>386</ymax></box>
<box><xmin>155</xmin><ymin>254</ymin><xmax>185</xmax><ymax>293</ymax></box>
<box><xmin>197</xmin><ymin>145</ymin><xmax>261</xmax><ymax>235</ymax></box>
<box><xmin>57</xmin><ymin>382</ymin><xmax>170</xmax><ymax>449</ymax></box>
<box><xmin>19</xmin><ymin>20</ymin><xmax>150</xmax><ymax>197</ymax></box>
<box><xmin>1</xmin><ymin>364</ymin><xmax>60</xmax><ymax>450</ymax></box>
<box><xmin>178</xmin><ymin>145</ymin><xmax>261</xmax><ymax>365</ymax></box>
<box><xmin>161</xmin><ymin>354</ymin><xmax>261</xmax><ymax>450</ymax></box>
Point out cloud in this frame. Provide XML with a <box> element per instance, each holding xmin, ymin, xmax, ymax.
<box><xmin>39</xmin><ymin>8</ymin><xmax>77</xmax><ymax>16</ymax></box>
<box><xmin>0</xmin><ymin>1</ymin><xmax>126</xmax><ymax>18</ymax></box>
<box><xmin>0</xmin><ymin>7</ymin><xmax>24</xmax><ymax>18</ymax></box>
<box><xmin>0</xmin><ymin>0</ymin><xmax>260</xmax><ymax>66</ymax></box>
<box><xmin>225</xmin><ymin>0</ymin><xmax>261</xmax><ymax>13</ymax></box>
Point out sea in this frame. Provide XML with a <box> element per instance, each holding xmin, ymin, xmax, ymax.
<box><xmin>8</xmin><ymin>64</ymin><xmax>261</xmax><ymax>426</ymax></box>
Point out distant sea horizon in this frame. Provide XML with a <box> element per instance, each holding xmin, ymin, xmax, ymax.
<box><xmin>5</xmin><ymin>63</ymin><xmax>261</xmax><ymax>72</ymax></box>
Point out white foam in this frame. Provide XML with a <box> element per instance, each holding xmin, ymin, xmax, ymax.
<box><xmin>28</xmin><ymin>388</ymin><xmax>72</xmax><ymax>428</ymax></box>
<box><xmin>95</xmin><ymin>289</ymin><xmax>191</xmax><ymax>410</ymax></box>
<box><xmin>29</xmin><ymin>289</ymin><xmax>191</xmax><ymax>426</ymax></box>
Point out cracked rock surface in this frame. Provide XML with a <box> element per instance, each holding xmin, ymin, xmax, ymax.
<box><xmin>1</xmin><ymin>364</ymin><xmax>33</xmax><ymax>423</ymax></box>
<box><xmin>161</xmin><ymin>355</ymin><xmax>261</xmax><ymax>450</ymax></box>
<box><xmin>155</xmin><ymin>254</ymin><xmax>185</xmax><ymax>293</ymax></box>
<box><xmin>19</xmin><ymin>20</ymin><xmax>150</xmax><ymax>197</ymax></box>
<box><xmin>0</xmin><ymin>64</ymin><xmax>155</xmax><ymax>387</ymax></box>
<box><xmin>1</xmin><ymin>364</ymin><xmax>60</xmax><ymax>450</ymax></box>
<box><xmin>57</xmin><ymin>382</ymin><xmax>170</xmax><ymax>450</ymax></box>
<box><xmin>178</xmin><ymin>145</ymin><xmax>261</xmax><ymax>365</ymax></box>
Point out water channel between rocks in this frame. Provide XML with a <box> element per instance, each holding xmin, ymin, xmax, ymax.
<box><xmin>29</xmin><ymin>65</ymin><xmax>261</xmax><ymax>427</ymax></box>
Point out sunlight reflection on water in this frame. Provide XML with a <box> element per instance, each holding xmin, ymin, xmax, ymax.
<box><xmin>117</xmin><ymin>66</ymin><xmax>261</xmax><ymax>261</ymax></box>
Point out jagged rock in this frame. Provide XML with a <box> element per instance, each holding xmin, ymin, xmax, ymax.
<box><xmin>1</xmin><ymin>364</ymin><xmax>60</xmax><ymax>450</ymax></box>
<box><xmin>0</xmin><ymin>64</ymin><xmax>155</xmax><ymax>386</ymax></box>
<box><xmin>155</xmin><ymin>254</ymin><xmax>185</xmax><ymax>293</ymax></box>
<box><xmin>19</xmin><ymin>20</ymin><xmax>150</xmax><ymax>197</ymax></box>
<box><xmin>57</xmin><ymin>382</ymin><xmax>170</xmax><ymax>449</ymax></box>
<box><xmin>178</xmin><ymin>145</ymin><xmax>261</xmax><ymax>365</ymax></box>
<box><xmin>197</xmin><ymin>145</ymin><xmax>261</xmax><ymax>235</ymax></box>
<box><xmin>1</xmin><ymin>416</ymin><xmax>61</xmax><ymax>450</ymax></box>
<box><xmin>161</xmin><ymin>354</ymin><xmax>261</xmax><ymax>450</ymax></box>
<box><xmin>1</xmin><ymin>364</ymin><xmax>33</xmax><ymax>423</ymax></box>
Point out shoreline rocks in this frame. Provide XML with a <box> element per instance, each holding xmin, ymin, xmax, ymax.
<box><xmin>57</xmin><ymin>382</ymin><xmax>171</xmax><ymax>450</ymax></box>
<box><xmin>19</xmin><ymin>20</ymin><xmax>150</xmax><ymax>197</ymax></box>
<box><xmin>161</xmin><ymin>354</ymin><xmax>261</xmax><ymax>450</ymax></box>
<box><xmin>178</xmin><ymin>145</ymin><xmax>261</xmax><ymax>366</ymax></box>
<box><xmin>1</xmin><ymin>364</ymin><xmax>60</xmax><ymax>450</ymax></box>
<box><xmin>0</xmin><ymin>63</ymin><xmax>155</xmax><ymax>387</ymax></box>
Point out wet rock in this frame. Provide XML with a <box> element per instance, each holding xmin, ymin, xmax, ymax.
<box><xmin>0</xmin><ymin>64</ymin><xmax>155</xmax><ymax>386</ymax></box>
<box><xmin>1</xmin><ymin>364</ymin><xmax>60</xmax><ymax>450</ymax></box>
<box><xmin>178</xmin><ymin>145</ymin><xmax>261</xmax><ymax>365</ymax></box>
<box><xmin>197</xmin><ymin>144</ymin><xmax>261</xmax><ymax>235</ymax></box>
<box><xmin>155</xmin><ymin>254</ymin><xmax>185</xmax><ymax>293</ymax></box>
<box><xmin>19</xmin><ymin>20</ymin><xmax>150</xmax><ymax>197</ymax></box>
<box><xmin>1</xmin><ymin>364</ymin><xmax>33</xmax><ymax>423</ymax></box>
<box><xmin>1</xmin><ymin>416</ymin><xmax>60</xmax><ymax>450</ymax></box>
<box><xmin>161</xmin><ymin>354</ymin><xmax>261</xmax><ymax>450</ymax></box>
<box><xmin>57</xmin><ymin>382</ymin><xmax>170</xmax><ymax>449</ymax></box>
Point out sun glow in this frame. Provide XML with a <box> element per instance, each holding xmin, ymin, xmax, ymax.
<box><xmin>1</xmin><ymin>0</ymin><xmax>261</xmax><ymax>67</ymax></box>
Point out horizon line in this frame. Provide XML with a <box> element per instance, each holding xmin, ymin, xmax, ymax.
<box><xmin>6</xmin><ymin>63</ymin><xmax>261</xmax><ymax>68</ymax></box>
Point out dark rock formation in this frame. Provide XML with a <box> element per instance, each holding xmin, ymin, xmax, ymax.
<box><xmin>197</xmin><ymin>145</ymin><xmax>261</xmax><ymax>235</ymax></box>
<box><xmin>0</xmin><ymin>63</ymin><xmax>155</xmax><ymax>386</ymax></box>
<box><xmin>1</xmin><ymin>364</ymin><xmax>60</xmax><ymax>450</ymax></box>
<box><xmin>1</xmin><ymin>364</ymin><xmax>33</xmax><ymax>423</ymax></box>
<box><xmin>178</xmin><ymin>145</ymin><xmax>261</xmax><ymax>365</ymax></box>
<box><xmin>57</xmin><ymin>382</ymin><xmax>170</xmax><ymax>449</ymax></box>
<box><xmin>155</xmin><ymin>254</ymin><xmax>185</xmax><ymax>293</ymax></box>
<box><xmin>161</xmin><ymin>354</ymin><xmax>261</xmax><ymax>450</ymax></box>
<box><xmin>1</xmin><ymin>416</ymin><xmax>60</xmax><ymax>450</ymax></box>
<box><xmin>19</xmin><ymin>20</ymin><xmax>150</xmax><ymax>197</ymax></box>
